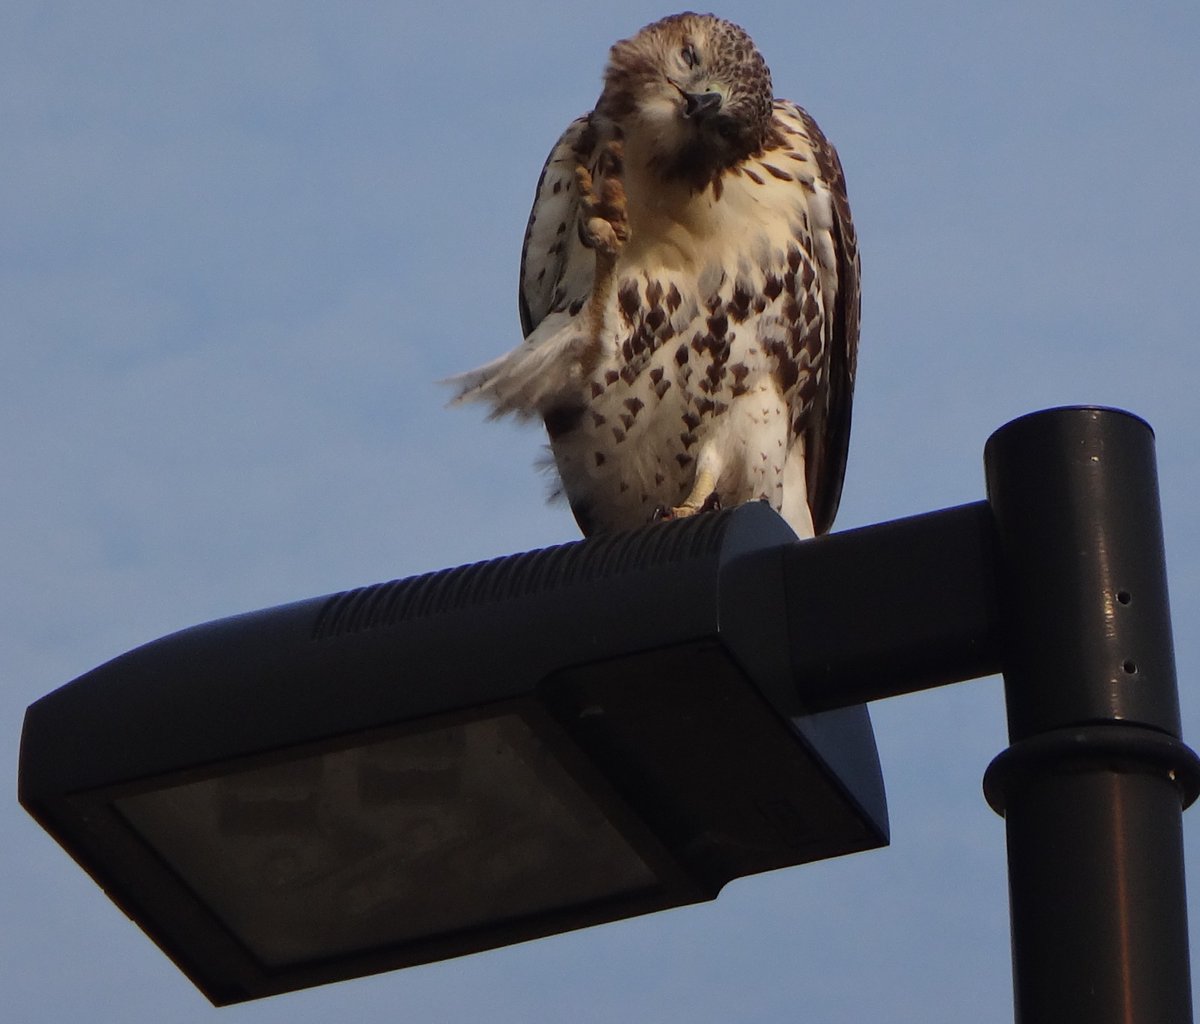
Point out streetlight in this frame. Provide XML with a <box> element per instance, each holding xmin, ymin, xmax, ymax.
<box><xmin>19</xmin><ymin>406</ymin><xmax>1200</xmax><ymax>1022</ymax></box>
<box><xmin>18</xmin><ymin>494</ymin><xmax>888</xmax><ymax>1004</ymax></box>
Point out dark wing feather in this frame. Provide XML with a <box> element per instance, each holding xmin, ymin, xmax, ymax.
<box><xmin>798</xmin><ymin>109</ymin><xmax>861</xmax><ymax>536</ymax></box>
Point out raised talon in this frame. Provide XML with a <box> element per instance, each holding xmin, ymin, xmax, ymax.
<box><xmin>597</xmin><ymin>138</ymin><xmax>624</xmax><ymax>179</ymax></box>
<box><xmin>575</xmin><ymin>140</ymin><xmax>629</xmax><ymax>256</ymax></box>
<box><xmin>584</xmin><ymin>216</ymin><xmax>621</xmax><ymax>257</ymax></box>
<box><xmin>577</xmin><ymin>138</ymin><xmax>629</xmax><ymax>339</ymax></box>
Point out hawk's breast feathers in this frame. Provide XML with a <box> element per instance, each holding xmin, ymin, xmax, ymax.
<box><xmin>451</xmin><ymin>13</ymin><xmax>860</xmax><ymax>539</ymax></box>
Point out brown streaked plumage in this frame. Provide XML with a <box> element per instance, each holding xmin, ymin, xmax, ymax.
<box><xmin>450</xmin><ymin>12</ymin><xmax>861</xmax><ymax>539</ymax></box>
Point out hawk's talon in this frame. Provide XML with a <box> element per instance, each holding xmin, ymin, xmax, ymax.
<box><xmin>576</xmin><ymin>140</ymin><xmax>629</xmax><ymax>257</ymax></box>
<box><xmin>650</xmin><ymin>490</ymin><xmax>722</xmax><ymax>525</ymax></box>
<box><xmin>583</xmin><ymin>216</ymin><xmax>622</xmax><ymax>258</ymax></box>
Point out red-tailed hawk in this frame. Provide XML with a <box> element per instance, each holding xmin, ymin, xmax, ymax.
<box><xmin>451</xmin><ymin>12</ymin><xmax>860</xmax><ymax>539</ymax></box>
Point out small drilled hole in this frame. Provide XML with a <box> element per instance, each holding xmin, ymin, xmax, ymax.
<box><xmin>1116</xmin><ymin>590</ymin><xmax>1132</xmax><ymax>605</ymax></box>
<box><xmin>1122</xmin><ymin>659</ymin><xmax>1138</xmax><ymax>675</ymax></box>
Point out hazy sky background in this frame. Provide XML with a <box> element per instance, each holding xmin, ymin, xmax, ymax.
<box><xmin>5</xmin><ymin>2</ymin><xmax>1199</xmax><ymax>1021</ymax></box>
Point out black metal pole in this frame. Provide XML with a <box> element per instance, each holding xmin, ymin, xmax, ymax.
<box><xmin>983</xmin><ymin>407</ymin><xmax>1200</xmax><ymax>1024</ymax></box>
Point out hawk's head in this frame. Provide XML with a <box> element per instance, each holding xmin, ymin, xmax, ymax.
<box><xmin>597</xmin><ymin>12</ymin><xmax>774</xmax><ymax>190</ymax></box>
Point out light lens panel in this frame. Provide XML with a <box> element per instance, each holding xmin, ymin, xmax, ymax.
<box><xmin>116</xmin><ymin>713</ymin><xmax>658</xmax><ymax>968</ymax></box>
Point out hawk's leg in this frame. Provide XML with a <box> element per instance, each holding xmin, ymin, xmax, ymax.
<box><xmin>576</xmin><ymin>140</ymin><xmax>628</xmax><ymax>337</ymax></box>
<box><xmin>652</xmin><ymin>466</ymin><xmax>722</xmax><ymax>523</ymax></box>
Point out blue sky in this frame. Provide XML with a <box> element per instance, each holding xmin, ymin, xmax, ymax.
<box><xmin>4</xmin><ymin>2</ymin><xmax>1199</xmax><ymax>1021</ymax></box>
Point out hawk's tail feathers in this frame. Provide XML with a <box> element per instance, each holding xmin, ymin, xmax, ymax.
<box><xmin>442</xmin><ymin>322</ymin><xmax>584</xmax><ymax>421</ymax></box>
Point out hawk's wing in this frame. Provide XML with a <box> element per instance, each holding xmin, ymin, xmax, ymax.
<box><xmin>447</xmin><ymin>117</ymin><xmax>599</xmax><ymax>420</ymax></box>
<box><xmin>518</xmin><ymin>116</ymin><xmax>594</xmax><ymax>338</ymax></box>
<box><xmin>792</xmin><ymin>105</ymin><xmax>861</xmax><ymax>536</ymax></box>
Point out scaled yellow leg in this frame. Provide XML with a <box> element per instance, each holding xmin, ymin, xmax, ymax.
<box><xmin>672</xmin><ymin>467</ymin><xmax>718</xmax><ymax>518</ymax></box>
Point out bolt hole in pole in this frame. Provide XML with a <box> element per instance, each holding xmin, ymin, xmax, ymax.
<box><xmin>1116</xmin><ymin>590</ymin><xmax>1132</xmax><ymax>605</ymax></box>
<box><xmin>1122</xmin><ymin>659</ymin><xmax>1138</xmax><ymax>675</ymax></box>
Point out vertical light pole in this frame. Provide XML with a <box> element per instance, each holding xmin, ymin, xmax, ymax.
<box><xmin>983</xmin><ymin>408</ymin><xmax>1200</xmax><ymax>1024</ymax></box>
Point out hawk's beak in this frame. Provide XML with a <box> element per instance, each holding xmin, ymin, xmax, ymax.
<box><xmin>682</xmin><ymin>90</ymin><xmax>722</xmax><ymax>119</ymax></box>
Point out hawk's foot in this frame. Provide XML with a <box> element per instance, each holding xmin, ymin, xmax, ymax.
<box><xmin>652</xmin><ymin>480</ymin><xmax>715</xmax><ymax>523</ymax></box>
<box><xmin>575</xmin><ymin>140</ymin><xmax>628</xmax><ymax>259</ymax></box>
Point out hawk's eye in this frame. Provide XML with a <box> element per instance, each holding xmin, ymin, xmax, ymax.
<box><xmin>681</xmin><ymin>44</ymin><xmax>699</xmax><ymax>69</ymax></box>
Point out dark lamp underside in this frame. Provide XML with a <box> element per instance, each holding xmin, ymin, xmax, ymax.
<box><xmin>114</xmin><ymin>712</ymin><xmax>658</xmax><ymax>970</ymax></box>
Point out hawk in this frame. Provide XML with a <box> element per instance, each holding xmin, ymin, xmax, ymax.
<box><xmin>451</xmin><ymin>12</ymin><xmax>860</xmax><ymax>539</ymax></box>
